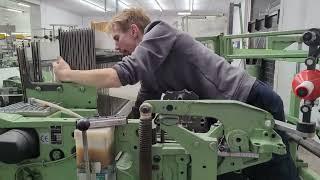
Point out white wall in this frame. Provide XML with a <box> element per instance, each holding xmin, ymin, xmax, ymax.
<box><xmin>80</xmin><ymin>13</ymin><xmax>228</xmax><ymax>50</ymax></box>
<box><xmin>186</xmin><ymin>16</ymin><xmax>228</xmax><ymax>37</ymax></box>
<box><xmin>151</xmin><ymin>14</ymin><xmax>181</xmax><ymax>29</ymax></box>
<box><xmin>230</xmin><ymin>0</ymin><xmax>251</xmax><ymax>67</ymax></box>
<box><xmin>82</xmin><ymin>15</ymin><xmax>111</xmax><ymax>28</ymax></box>
<box><xmin>40</xmin><ymin>1</ymin><xmax>83</xmax><ymax>29</ymax></box>
<box><xmin>0</xmin><ymin>67</ymin><xmax>20</xmax><ymax>87</ymax></box>
<box><xmin>276</xmin><ymin>0</ymin><xmax>320</xmax><ymax>122</ymax></box>
<box><xmin>30</xmin><ymin>4</ymin><xmax>41</xmax><ymax>37</ymax></box>
<box><xmin>0</xmin><ymin>11</ymin><xmax>31</xmax><ymax>33</ymax></box>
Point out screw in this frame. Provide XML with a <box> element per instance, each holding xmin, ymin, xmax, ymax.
<box><xmin>79</xmin><ymin>87</ymin><xmax>85</xmax><ymax>92</ymax></box>
<box><xmin>35</xmin><ymin>86</ymin><xmax>41</xmax><ymax>91</ymax></box>
<box><xmin>265</xmin><ymin>120</ymin><xmax>272</xmax><ymax>128</ymax></box>
<box><xmin>140</xmin><ymin>103</ymin><xmax>152</xmax><ymax>114</ymax></box>
<box><xmin>56</xmin><ymin>87</ymin><xmax>63</xmax><ymax>92</ymax></box>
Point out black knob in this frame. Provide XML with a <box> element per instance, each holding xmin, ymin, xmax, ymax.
<box><xmin>303</xmin><ymin>29</ymin><xmax>320</xmax><ymax>46</ymax></box>
<box><xmin>76</xmin><ymin>119</ymin><xmax>90</xmax><ymax>131</ymax></box>
<box><xmin>303</xmin><ymin>31</ymin><xmax>313</xmax><ymax>42</ymax></box>
<box><xmin>139</xmin><ymin>103</ymin><xmax>152</xmax><ymax>114</ymax></box>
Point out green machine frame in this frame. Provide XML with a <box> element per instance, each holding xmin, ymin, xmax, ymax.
<box><xmin>196</xmin><ymin>29</ymin><xmax>320</xmax><ymax>179</ymax></box>
<box><xmin>0</xmin><ymin>29</ymin><xmax>319</xmax><ymax>180</ymax></box>
<box><xmin>196</xmin><ymin>29</ymin><xmax>311</xmax><ymax>124</ymax></box>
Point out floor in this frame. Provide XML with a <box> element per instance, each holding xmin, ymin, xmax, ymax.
<box><xmin>298</xmin><ymin>147</ymin><xmax>320</xmax><ymax>174</ymax></box>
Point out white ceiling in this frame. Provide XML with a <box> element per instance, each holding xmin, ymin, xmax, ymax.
<box><xmin>0</xmin><ymin>0</ymin><xmax>32</xmax><ymax>13</ymax></box>
<box><xmin>42</xmin><ymin>0</ymin><xmax>230</xmax><ymax>16</ymax></box>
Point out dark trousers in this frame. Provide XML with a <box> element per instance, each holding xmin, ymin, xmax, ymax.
<box><xmin>218</xmin><ymin>80</ymin><xmax>300</xmax><ymax>180</ymax></box>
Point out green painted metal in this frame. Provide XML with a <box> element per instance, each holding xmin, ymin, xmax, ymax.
<box><xmin>2</xmin><ymin>76</ymin><xmax>21</xmax><ymax>89</ymax></box>
<box><xmin>195</xmin><ymin>35</ymin><xmax>222</xmax><ymax>55</ymax></box>
<box><xmin>0</xmin><ymin>99</ymin><xmax>319</xmax><ymax>179</ymax></box>
<box><xmin>115</xmin><ymin>119</ymin><xmax>190</xmax><ymax>180</ymax></box>
<box><xmin>0</xmin><ymin>113</ymin><xmax>78</xmax><ymax>180</ymax></box>
<box><xmin>245</xmin><ymin>64</ymin><xmax>260</xmax><ymax>77</ymax></box>
<box><xmin>196</xmin><ymin>32</ymin><xmax>309</xmax><ymax>117</ymax></box>
<box><xmin>47</xmin><ymin>109</ymin><xmax>97</xmax><ymax>118</ymax></box>
<box><xmin>26</xmin><ymin>83</ymin><xmax>97</xmax><ymax>109</ymax></box>
<box><xmin>196</xmin><ymin>30</ymin><xmax>309</xmax><ymax>127</ymax></box>
<box><xmin>197</xmin><ymin>31</ymin><xmax>308</xmax><ymax>60</ymax></box>
<box><xmin>226</xmin><ymin>49</ymin><xmax>307</xmax><ymax>60</ymax></box>
<box><xmin>151</xmin><ymin>100</ymin><xmax>285</xmax><ymax>178</ymax></box>
<box><xmin>147</xmin><ymin>100</ymin><xmax>286</xmax><ymax>155</ymax></box>
<box><xmin>0</xmin><ymin>106</ymin><xmax>97</xmax><ymax>180</ymax></box>
<box><xmin>267</xmin><ymin>36</ymin><xmax>302</xmax><ymax>50</ymax></box>
<box><xmin>288</xmin><ymin>92</ymin><xmax>301</xmax><ymax>120</ymax></box>
<box><xmin>223</xmin><ymin>29</ymin><xmax>306</xmax><ymax>38</ymax></box>
<box><xmin>0</xmin><ymin>81</ymin><xmax>98</xmax><ymax>180</ymax></box>
<box><xmin>147</xmin><ymin>100</ymin><xmax>275</xmax><ymax>136</ymax></box>
<box><xmin>159</xmin><ymin>115</ymin><xmax>217</xmax><ymax>180</ymax></box>
<box><xmin>286</xmin><ymin>115</ymin><xmax>301</xmax><ymax>126</ymax></box>
<box><xmin>114</xmin><ymin>100</ymin><xmax>302</xmax><ymax>180</ymax></box>
<box><xmin>197</xmin><ymin>30</ymin><xmax>310</xmax><ymax>60</ymax></box>
<box><xmin>217</xmin><ymin>153</ymin><xmax>271</xmax><ymax>175</ymax></box>
<box><xmin>299</xmin><ymin>167</ymin><xmax>320</xmax><ymax>180</ymax></box>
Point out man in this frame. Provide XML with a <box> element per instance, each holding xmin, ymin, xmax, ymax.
<box><xmin>53</xmin><ymin>8</ymin><xmax>299</xmax><ymax>180</ymax></box>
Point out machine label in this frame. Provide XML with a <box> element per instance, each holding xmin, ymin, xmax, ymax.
<box><xmin>50</xmin><ymin>126</ymin><xmax>62</xmax><ymax>144</ymax></box>
<box><xmin>40</xmin><ymin>133</ymin><xmax>50</xmax><ymax>144</ymax></box>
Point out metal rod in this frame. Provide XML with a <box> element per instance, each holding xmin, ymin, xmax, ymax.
<box><xmin>139</xmin><ymin>103</ymin><xmax>153</xmax><ymax>180</ymax></box>
<box><xmin>287</xmin><ymin>133</ymin><xmax>320</xmax><ymax>158</ymax></box>
<box><xmin>82</xmin><ymin>131</ymin><xmax>91</xmax><ymax>180</ymax></box>
<box><xmin>224</xmin><ymin>29</ymin><xmax>306</xmax><ymax>39</ymax></box>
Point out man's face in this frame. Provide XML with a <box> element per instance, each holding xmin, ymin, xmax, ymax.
<box><xmin>112</xmin><ymin>24</ymin><xmax>140</xmax><ymax>56</ymax></box>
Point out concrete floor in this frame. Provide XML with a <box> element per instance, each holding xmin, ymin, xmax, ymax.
<box><xmin>298</xmin><ymin>147</ymin><xmax>320</xmax><ymax>174</ymax></box>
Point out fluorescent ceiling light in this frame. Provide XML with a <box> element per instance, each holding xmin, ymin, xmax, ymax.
<box><xmin>80</xmin><ymin>0</ymin><xmax>105</xmax><ymax>12</ymax></box>
<box><xmin>177</xmin><ymin>12</ymin><xmax>191</xmax><ymax>16</ymax></box>
<box><xmin>12</xmin><ymin>32</ymin><xmax>30</xmax><ymax>35</ymax></box>
<box><xmin>118</xmin><ymin>0</ymin><xmax>129</xmax><ymax>8</ymax></box>
<box><xmin>189</xmin><ymin>0</ymin><xmax>193</xmax><ymax>12</ymax></box>
<box><xmin>7</xmin><ymin>8</ymin><xmax>23</xmax><ymax>13</ymax></box>
<box><xmin>188</xmin><ymin>16</ymin><xmax>206</xmax><ymax>19</ymax></box>
<box><xmin>18</xmin><ymin>3</ymin><xmax>30</xmax><ymax>7</ymax></box>
<box><xmin>153</xmin><ymin>0</ymin><xmax>163</xmax><ymax>12</ymax></box>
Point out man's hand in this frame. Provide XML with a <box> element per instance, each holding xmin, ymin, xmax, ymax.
<box><xmin>52</xmin><ymin>56</ymin><xmax>122</xmax><ymax>88</ymax></box>
<box><xmin>52</xmin><ymin>56</ymin><xmax>71</xmax><ymax>81</ymax></box>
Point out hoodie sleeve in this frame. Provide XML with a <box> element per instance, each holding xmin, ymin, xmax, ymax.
<box><xmin>112</xmin><ymin>21</ymin><xmax>177</xmax><ymax>85</ymax></box>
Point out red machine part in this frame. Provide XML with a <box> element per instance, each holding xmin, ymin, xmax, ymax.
<box><xmin>292</xmin><ymin>70</ymin><xmax>320</xmax><ymax>100</ymax></box>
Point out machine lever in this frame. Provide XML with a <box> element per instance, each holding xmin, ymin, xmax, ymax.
<box><xmin>76</xmin><ymin>115</ymin><xmax>127</xmax><ymax>130</ymax></box>
<box><xmin>76</xmin><ymin>115</ymin><xmax>127</xmax><ymax>180</ymax></box>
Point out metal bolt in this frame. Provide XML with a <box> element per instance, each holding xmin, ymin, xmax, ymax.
<box><xmin>153</xmin><ymin>155</ymin><xmax>161</xmax><ymax>163</ymax></box>
<box><xmin>305</xmin><ymin>58</ymin><xmax>314</xmax><ymax>66</ymax></box>
<box><xmin>140</xmin><ymin>103</ymin><xmax>152</xmax><ymax>114</ymax></box>
<box><xmin>264</xmin><ymin>120</ymin><xmax>272</xmax><ymax>128</ymax></box>
<box><xmin>35</xmin><ymin>86</ymin><xmax>41</xmax><ymax>91</ymax></box>
<box><xmin>56</xmin><ymin>87</ymin><xmax>63</xmax><ymax>92</ymax></box>
<box><xmin>301</xmin><ymin>106</ymin><xmax>309</xmax><ymax>113</ymax></box>
<box><xmin>303</xmin><ymin>31</ymin><xmax>317</xmax><ymax>45</ymax></box>
<box><xmin>79</xmin><ymin>87</ymin><xmax>85</xmax><ymax>92</ymax></box>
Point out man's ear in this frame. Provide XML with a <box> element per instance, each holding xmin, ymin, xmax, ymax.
<box><xmin>130</xmin><ymin>24</ymin><xmax>140</xmax><ymax>38</ymax></box>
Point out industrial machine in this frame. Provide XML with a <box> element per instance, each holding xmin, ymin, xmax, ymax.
<box><xmin>0</xmin><ymin>27</ymin><xmax>319</xmax><ymax>180</ymax></box>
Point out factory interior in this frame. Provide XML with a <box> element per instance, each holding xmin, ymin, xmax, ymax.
<box><xmin>0</xmin><ymin>0</ymin><xmax>320</xmax><ymax>179</ymax></box>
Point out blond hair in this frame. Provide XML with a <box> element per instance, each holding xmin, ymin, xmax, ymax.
<box><xmin>108</xmin><ymin>8</ymin><xmax>151</xmax><ymax>33</ymax></box>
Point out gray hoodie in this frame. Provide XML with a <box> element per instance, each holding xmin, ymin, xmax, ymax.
<box><xmin>113</xmin><ymin>20</ymin><xmax>256</xmax><ymax>105</ymax></box>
